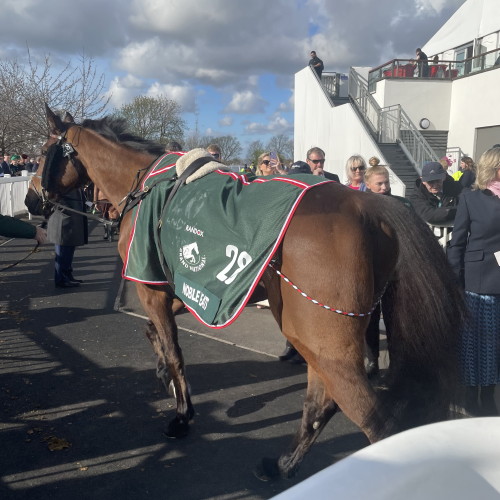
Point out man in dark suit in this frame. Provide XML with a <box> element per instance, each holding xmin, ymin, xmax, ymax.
<box><xmin>306</xmin><ymin>147</ymin><xmax>340</xmax><ymax>182</ymax></box>
<box><xmin>0</xmin><ymin>154</ymin><xmax>12</xmax><ymax>176</ymax></box>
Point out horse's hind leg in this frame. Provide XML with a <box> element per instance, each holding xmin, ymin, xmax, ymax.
<box><xmin>136</xmin><ymin>283</ymin><xmax>194</xmax><ymax>438</ymax></box>
<box><xmin>256</xmin><ymin>369</ymin><xmax>339</xmax><ymax>480</ymax></box>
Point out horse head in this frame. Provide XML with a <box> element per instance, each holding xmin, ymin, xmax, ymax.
<box><xmin>40</xmin><ymin>104</ymin><xmax>90</xmax><ymax>198</ymax></box>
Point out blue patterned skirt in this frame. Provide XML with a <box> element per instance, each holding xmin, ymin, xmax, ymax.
<box><xmin>460</xmin><ymin>291</ymin><xmax>500</xmax><ymax>386</ymax></box>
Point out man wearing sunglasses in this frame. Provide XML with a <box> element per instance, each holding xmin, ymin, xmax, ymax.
<box><xmin>306</xmin><ymin>147</ymin><xmax>340</xmax><ymax>182</ymax></box>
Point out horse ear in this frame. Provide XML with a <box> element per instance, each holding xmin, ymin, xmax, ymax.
<box><xmin>63</xmin><ymin>111</ymin><xmax>75</xmax><ymax>124</ymax></box>
<box><xmin>45</xmin><ymin>103</ymin><xmax>64</xmax><ymax>134</ymax></box>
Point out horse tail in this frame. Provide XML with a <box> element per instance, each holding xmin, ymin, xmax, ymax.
<box><xmin>367</xmin><ymin>196</ymin><xmax>465</xmax><ymax>434</ymax></box>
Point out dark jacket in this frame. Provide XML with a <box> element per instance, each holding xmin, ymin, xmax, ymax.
<box><xmin>447</xmin><ymin>188</ymin><xmax>500</xmax><ymax>294</ymax></box>
<box><xmin>410</xmin><ymin>175</ymin><xmax>462</xmax><ymax>224</ymax></box>
<box><xmin>324</xmin><ymin>171</ymin><xmax>340</xmax><ymax>182</ymax></box>
<box><xmin>0</xmin><ymin>214</ymin><xmax>36</xmax><ymax>239</ymax></box>
<box><xmin>0</xmin><ymin>161</ymin><xmax>12</xmax><ymax>176</ymax></box>
<box><xmin>459</xmin><ymin>169</ymin><xmax>476</xmax><ymax>189</ymax></box>
<box><xmin>47</xmin><ymin>189</ymin><xmax>88</xmax><ymax>246</ymax></box>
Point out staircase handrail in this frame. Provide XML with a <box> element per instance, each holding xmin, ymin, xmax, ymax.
<box><xmin>348</xmin><ymin>68</ymin><xmax>381</xmax><ymax>135</ymax></box>
<box><xmin>380</xmin><ymin>104</ymin><xmax>439</xmax><ymax>174</ymax></box>
<box><xmin>309</xmin><ymin>66</ymin><xmax>335</xmax><ymax>107</ymax></box>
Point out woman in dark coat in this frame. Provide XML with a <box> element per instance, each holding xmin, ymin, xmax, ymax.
<box><xmin>47</xmin><ymin>188</ymin><xmax>88</xmax><ymax>288</ymax></box>
<box><xmin>455</xmin><ymin>156</ymin><xmax>477</xmax><ymax>189</ymax></box>
<box><xmin>447</xmin><ymin>147</ymin><xmax>500</xmax><ymax>416</ymax></box>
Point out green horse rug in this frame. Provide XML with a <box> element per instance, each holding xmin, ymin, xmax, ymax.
<box><xmin>123</xmin><ymin>149</ymin><xmax>334</xmax><ymax>328</ymax></box>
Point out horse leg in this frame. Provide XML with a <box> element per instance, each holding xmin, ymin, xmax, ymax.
<box><xmin>136</xmin><ymin>282</ymin><xmax>194</xmax><ymax>438</ymax></box>
<box><xmin>256</xmin><ymin>369</ymin><xmax>338</xmax><ymax>480</ymax></box>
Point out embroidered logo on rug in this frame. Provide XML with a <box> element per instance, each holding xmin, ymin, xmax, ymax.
<box><xmin>179</xmin><ymin>242</ymin><xmax>207</xmax><ymax>272</ymax></box>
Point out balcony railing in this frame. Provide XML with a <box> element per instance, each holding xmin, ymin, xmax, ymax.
<box><xmin>368</xmin><ymin>47</ymin><xmax>500</xmax><ymax>92</ymax></box>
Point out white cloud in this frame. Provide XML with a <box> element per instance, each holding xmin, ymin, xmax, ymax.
<box><xmin>146</xmin><ymin>82</ymin><xmax>197</xmax><ymax>112</ymax></box>
<box><xmin>224</xmin><ymin>90</ymin><xmax>267</xmax><ymax>114</ymax></box>
<box><xmin>219</xmin><ymin>116</ymin><xmax>233</xmax><ymax>127</ymax></box>
<box><xmin>107</xmin><ymin>75</ymin><xmax>144</xmax><ymax>108</ymax></box>
<box><xmin>244</xmin><ymin>113</ymin><xmax>293</xmax><ymax>135</ymax></box>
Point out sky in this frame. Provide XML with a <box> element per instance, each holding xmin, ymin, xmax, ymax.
<box><xmin>0</xmin><ymin>0</ymin><xmax>466</xmax><ymax>155</ymax></box>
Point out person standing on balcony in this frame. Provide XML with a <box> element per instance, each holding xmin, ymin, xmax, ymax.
<box><xmin>309</xmin><ymin>51</ymin><xmax>324</xmax><ymax>79</ymax></box>
<box><xmin>415</xmin><ymin>48</ymin><xmax>429</xmax><ymax>77</ymax></box>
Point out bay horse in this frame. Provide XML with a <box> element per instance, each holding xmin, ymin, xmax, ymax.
<box><xmin>28</xmin><ymin>104</ymin><xmax>465</xmax><ymax>479</ymax></box>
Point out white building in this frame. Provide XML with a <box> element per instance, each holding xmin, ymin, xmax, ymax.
<box><xmin>294</xmin><ymin>0</ymin><xmax>500</xmax><ymax>196</ymax></box>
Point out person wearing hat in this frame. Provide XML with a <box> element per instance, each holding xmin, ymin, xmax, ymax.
<box><xmin>288</xmin><ymin>161</ymin><xmax>312</xmax><ymax>175</ymax></box>
<box><xmin>410</xmin><ymin>161</ymin><xmax>462</xmax><ymax>225</ymax></box>
<box><xmin>9</xmin><ymin>155</ymin><xmax>21</xmax><ymax>175</ymax></box>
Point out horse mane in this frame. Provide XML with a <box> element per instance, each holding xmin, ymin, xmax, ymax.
<box><xmin>80</xmin><ymin>116</ymin><xmax>166</xmax><ymax>156</ymax></box>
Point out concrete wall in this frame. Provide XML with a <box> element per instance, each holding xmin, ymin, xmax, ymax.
<box><xmin>448</xmin><ymin>68</ymin><xmax>500</xmax><ymax>156</ymax></box>
<box><xmin>374</xmin><ymin>78</ymin><xmax>453</xmax><ymax>131</ymax></box>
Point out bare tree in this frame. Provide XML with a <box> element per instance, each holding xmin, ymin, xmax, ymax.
<box><xmin>0</xmin><ymin>49</ymin><xmax>110</xmax><ymax>155</ymax></box>
<box><xmin>246</xmin><ymin>140</ymin><xmax>265</xmax><ymax>167</ymax></box>
<box><xmin>114</xmin><ymin>95</ymin><xmax>185</xmax><ymax>146</ymax></box>
<box><xmin>267</xmin><ymin>134</ymin><xmax>294</xmax><ymax>163</ymax></box>
<box><xmin>200</xmin><ymin>135</ymin><xmax>242</xmax><ymax>163</ymax></box>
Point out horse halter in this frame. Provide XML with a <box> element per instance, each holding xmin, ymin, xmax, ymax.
<box><xmin>42</xmin><ymin>129</ymin><xmax>86</xmax><ymax>192</ymax></box>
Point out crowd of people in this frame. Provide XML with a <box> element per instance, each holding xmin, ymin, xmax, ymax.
<box><xmin>0</xmin><ymin>153</ymin><xmax>40</xmax><ymax>176</ymax></box>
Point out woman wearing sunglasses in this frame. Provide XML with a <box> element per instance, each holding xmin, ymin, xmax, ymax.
<box><xmin>345</xmin><ymin>155</ymin><xmax>368</xmax><ymax>191</ymax></box>
<box><xmin>255</xmin><ymin>152</ymin><xmax>284</xmax><ymax>176</ymax></box>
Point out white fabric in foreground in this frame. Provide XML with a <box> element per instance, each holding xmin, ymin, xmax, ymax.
<box><xmin>271</xmin><ymin>418</ymin><xmax>500</xmax><ymax>500</ymax></box>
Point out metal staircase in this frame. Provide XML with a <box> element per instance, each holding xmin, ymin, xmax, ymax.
<box><xmin>378</xmin><ymin>144</ymin><xmax>419</xmax><ymax>198</ymax></box>
<box><xmin>420</xmin><ymin>131</ymin><xmax>449</xmax><ymax>159</ymax></box>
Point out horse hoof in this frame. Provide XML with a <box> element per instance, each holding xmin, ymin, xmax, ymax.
<box><xmin>164</xmin><ymin>417</ymin><xmax>190</xmax><ymax>439</ymax></box>
<box><xmin>253</xmin><ymin>457</ymin><xmax>280</xmax><ymax>482</ymax></box>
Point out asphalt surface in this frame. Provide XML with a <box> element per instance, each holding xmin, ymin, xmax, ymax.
<box><xmin>1</xmin><ymin>217</ymin><xmax>371</xmax><ymax>500</ymax></box>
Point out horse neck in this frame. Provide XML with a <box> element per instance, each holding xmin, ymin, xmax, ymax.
<box><xmin>73</xmin><ymin>128</ymin><xmax>156</xmax><ymax>208</ymax></box>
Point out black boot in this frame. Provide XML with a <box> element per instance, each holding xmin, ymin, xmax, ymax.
<box><xmin>279</xmin><ymin>341</ymin><xmax>298</xmax><ymax>361</ymax></box>
<box><xmin>279</xmin><ymin>341</ymin><xmax>306</xmax><ymax>365</ymax></box>
<box><xmin>366</xmin><ymin>359</ymin><xmax>379</xmax><ymax>379</ymax></box>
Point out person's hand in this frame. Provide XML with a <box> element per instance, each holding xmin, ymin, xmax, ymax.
<box><xmin>35</xmin><ymin>226</ymin><xmax>47</xmax><ymax>244</ymax></box>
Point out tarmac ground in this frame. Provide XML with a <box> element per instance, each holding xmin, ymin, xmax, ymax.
<box><xmin>1</xmin><ymin>217</ymin><xmax>372</xmax><ymax>500</ymax></box>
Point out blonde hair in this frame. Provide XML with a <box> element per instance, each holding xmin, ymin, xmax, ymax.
<box><xmin>474</xmin><ymin>148</ymin><xmax>500</xmax><ymax>190</ymax></box>
<box><xmin>255</xmin><ymin>152</ymin><xmax>271</xmax><ymax>176</ymax></box>
<box><xmin>368</xmin><ymin>156</ymin><xmax>380</xmax><ymax>167</ymax></box>
<box><xmin>345</xmin><ymin>155</ymin><xmax>367</xmax><ymax>182</ymax></box>
<box><xmin>365</xmin><ymin>165</ymin><xmax>389</xmax><ymax>183</ymax></box>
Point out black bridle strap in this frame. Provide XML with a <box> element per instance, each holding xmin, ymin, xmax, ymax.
<box><xmin>50</xmin><ymin>201</ymin><xmax>117</xmax><ymax>226</ymax></box>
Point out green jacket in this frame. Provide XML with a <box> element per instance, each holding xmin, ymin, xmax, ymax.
<box><xmin>0</xmin><ymin>214</ymin><xmax>36</xmax><ymax>239</ymax></box>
